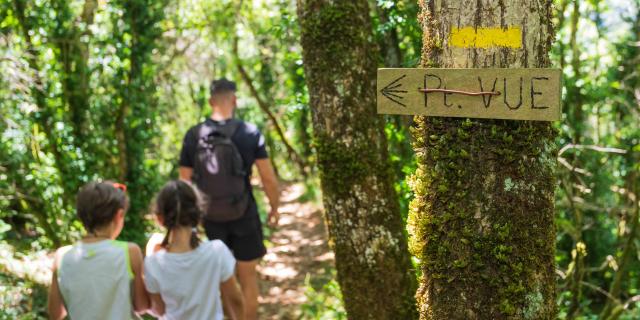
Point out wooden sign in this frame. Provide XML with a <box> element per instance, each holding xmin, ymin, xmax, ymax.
<box><xmin>377</xmin><ymin>68</ymin><xmax>562</xmax><ymax>121</ymax></box>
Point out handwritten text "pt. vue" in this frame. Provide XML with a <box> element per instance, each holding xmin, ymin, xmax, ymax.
<box><xmin>377</xmin><ymin>68</ymin><xmax>561</xmax><ymax>121</ymax></box>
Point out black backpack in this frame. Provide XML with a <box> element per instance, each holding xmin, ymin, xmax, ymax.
<box><xmin>192</xmin><ymin>119</ymin><xmax>250</xmax><ymax>222</ymax></box>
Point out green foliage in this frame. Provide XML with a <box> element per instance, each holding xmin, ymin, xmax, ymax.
<box><xmin>372</xmin><ymin>0</ymin><xmax>422</xmax><ymax>67</ymax></box>
<box><xmin>0</xmin><ymin>242</ymin><xmax>49</xmax><ymax>320</ymax></box>
<box><xmin>300</xmin><ymin>269</ymin><xmax>347</xmax><ymax>320</ymax></box>
<box><xmin>107</xmin><ymin>0</ymin><xmax>169</xmax><ymax>243</ymax></box>
<box><xmin>0</xmin><ymin>272</ymin><xmax>47</xmax><ymax>320</ymax></box>
<box><xmin>551</xmin><ymin>0</ymin><xmax>640</xmax><ymax>318</ymax></box>
<box><xmin>1</xmin><ymin>0</ymin><xmax>639</xmax><ymax>318</ymax></box>
<box><xmin>1</xmin><ymin>0</ymin><xmax>169</xmax><ymax>247</ymax></box>
<box><xmin>385</xmin><ymin>117</ymin><xmax>416</xmax><ymax>221</ymax></box>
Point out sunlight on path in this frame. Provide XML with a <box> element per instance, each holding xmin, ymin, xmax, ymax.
<box><xmin>257</xmin><ymin>184</ymin><xmax>333</xmax><ymax>319</ymax></box>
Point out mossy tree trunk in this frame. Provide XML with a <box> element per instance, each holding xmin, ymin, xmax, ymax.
<box><xmin>408</xmin><ymin>0</ymin><xmax>557</xmax><ymax>319</ymax></box>
<box><xmin>297</xmin><ymin>1</ymin><xmax>417</xmax><ymax>319</ymax></box>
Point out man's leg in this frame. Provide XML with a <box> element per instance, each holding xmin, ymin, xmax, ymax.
<box><xmin>236</xmin><ymin>259</ymin><xmax>260</xmax><ymax>320</ymax></box>
<box><xmin>225</xmin><ymin>210</ymin><xmax>266</xmax><ymax>319</ymax></box>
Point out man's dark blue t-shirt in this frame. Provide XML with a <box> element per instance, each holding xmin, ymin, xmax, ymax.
<box><xmin>179</xmin><ymin>118</ymin><xmax>268</xmax><ymax>221</ymax></box>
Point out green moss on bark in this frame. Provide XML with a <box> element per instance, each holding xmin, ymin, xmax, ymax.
<box><xmin>298</xmin><ymin>0</ymin><xmax>418</xmax><ymax>318</ymax></box>
<box><xmin>409</xmin><ymin>0</ymin><xmax>558</xmax><ymax>318</ymax></box>
<box><xmin>409</xmin><ymin>117</ymin><xmax>557</xmax><ymax>319</ymax></box>
<box><xmin>314</xmin><ymin>130</ymin><xmax>398</xmax><ymax>197</ymax></box>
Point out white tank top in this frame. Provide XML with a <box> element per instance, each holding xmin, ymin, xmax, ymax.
<box><xmin>57</xmin><ymin>240</ymin><xmax>134</xmax><ymax>320</ymax></box>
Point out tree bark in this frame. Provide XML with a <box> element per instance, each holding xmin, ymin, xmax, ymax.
<box><xmin>409</xmin><ymin>0</ymin><xmax>557</xmax><ymax>319</ymax></box>
<box><xmin>297</xmin><ymin>1</ymin><xmax>418</xmax><ymax>319</ymax></box>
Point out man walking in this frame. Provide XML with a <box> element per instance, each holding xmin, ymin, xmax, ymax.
<box><xmin>179</xmin><ymin>78</ymin><xmax>280</xmax><ymax>320</ymax></box>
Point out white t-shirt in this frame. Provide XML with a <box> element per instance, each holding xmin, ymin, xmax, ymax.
<box><xmin>58</xmin><ymin>240</ymin><xmax>134</xmax><ymax>320</ymax></box>
<box><xmin>144</xmin><ymin>240</ymin><xmax>236</xmax><ymax>320</ymax></box>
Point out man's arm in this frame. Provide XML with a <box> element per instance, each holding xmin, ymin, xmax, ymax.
<box><xmin>178</xmin><ymin>127</ymin><xmax>196</xmax><ymax>182</ymax></box>
<box><xmin>255</xmin><ymin>158</ymin><xmax>280</xmax><ymax>226</ymax></box>
<box><xmin>179</xmin><ymin>167</ymin><xmax>193</xmax><ymax>181</ymax></box>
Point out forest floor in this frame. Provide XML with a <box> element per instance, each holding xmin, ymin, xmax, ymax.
<box><xmin>257</xmin><ymin>183</ymin><xmax>334</xmax><ymax>320</ymax></box>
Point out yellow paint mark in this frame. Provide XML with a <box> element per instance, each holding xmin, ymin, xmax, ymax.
<box><xmin>449</xmin><ymin>27</ymin><xmax>522</xmax><ymax>48</ymax></box>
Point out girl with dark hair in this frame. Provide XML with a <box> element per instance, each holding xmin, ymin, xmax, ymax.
<box><xmin>144</xmin><ymin>180</ymin><xmax>245</xmax><ymax>320</ymax></box>
<box><xmin>47</xmin><ymin>181</ymin><xmax>149</xmax><ymax>319</ymax></box>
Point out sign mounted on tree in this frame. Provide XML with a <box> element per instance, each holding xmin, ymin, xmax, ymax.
<box><xmin>377</xmin><ymin>68</ymin><xmax>562</xmax><ymax>121</ymax></box>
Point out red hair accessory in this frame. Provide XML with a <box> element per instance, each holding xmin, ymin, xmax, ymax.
<box><xmin>112</xmin><ymin>182</ymin><xmax>127</xmax><ymax>192</ymax></box>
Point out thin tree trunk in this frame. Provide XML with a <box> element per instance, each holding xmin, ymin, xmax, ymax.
<box><xmin>376</xmin><ymin>3</ymin><xmax>415</xmax><ymax>147</ymax></box>
<box><xmin>600</xmin><ymin>171</ymin><xmax>639</xmax><ymax>319</ymax></box>
<box><xmin>565</xmin><ymin>3</ymin><xmax>586</xmax><ymax>315</ymax></box>
<box><xmin>569</xmin><ymin>0</ymin><xmax>584</xmax><ymax>143</ymax></box>
<box><xmin>563</xmin><ymin>178</ymin><xmax>586</xmax><ymax>319</ymax></box>
<box><xmin>297</xmin><ymin>1</ymin><xmax>418</xmax><ymax>319</ymax></box>
<box><xmin>114</xmin><ymin>1</ymin><xmax>138</xmax><ymax>183</ymax></box>
<box><xmin>556</xmin><ymin>0</ymin><xmax>569</xmax><ymax>69</ymax></box>
<box><xmin>376</xmin><ymin>4</ymin><xmax>404</xmax><ymax>68</ymax></box>
<box><xmin>600</xmin><ymin>9</ymin><xmax>640</xmax><ymax>318</ymax></box>
<box><xmin>409</xmin><ymin>0</ymin><xmax>557</xmax><ymax>318</ymax></box>
<box><xmin>53</xmin><ymin>0</ymin><xmax>98</xmax><ymax>144</ymax></box>
<box><xmin>263</xmin><ymin>128</ymin><xmax>282</xmax><ymax>179</ymax></box>
<box><xmin>13</xmin><ymin>0</ymin><xmax>76</xmax><ymax>206</ymax></box>
<box><xmin>231</xmin><ymin>36</ymin><xmax>308</xmax><ymax>176</ymax></box>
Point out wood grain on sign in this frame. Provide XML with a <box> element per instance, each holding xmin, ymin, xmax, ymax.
<box><xmin>377</xmin><ymin>68</ymin><xmax>562</xmax><ymax>121</ymax></box>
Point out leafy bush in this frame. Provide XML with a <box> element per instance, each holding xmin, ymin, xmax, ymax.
<box><xmin>300</xmin><ymin>270</ymin><xmax>347</xmax><ymax>320</ymax></box>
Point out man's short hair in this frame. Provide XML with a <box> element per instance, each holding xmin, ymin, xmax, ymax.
<box><xmin>209</xmin><ymin>78</ymin><xmax>237</xmax><ymax>97</ymax></box>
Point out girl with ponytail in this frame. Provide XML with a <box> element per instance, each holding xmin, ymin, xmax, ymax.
<box><xmin>144</xmin><ymin>180</ymin><xmax>245</xmax><ymax>320</ymax></box>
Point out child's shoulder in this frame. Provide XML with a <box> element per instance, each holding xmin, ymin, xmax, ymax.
<box><xmin>54</xmin><ymin>245</ymin><xmax>74</xmax><ymax>260</ymax></box>
<box><xmin>55</xmin><ymin>244</ymin><xmax>74</xmax><ymax>255</ymax></box>
<box><xmin>202</xmin><ymin>239</ymin><xmax>228</xmax><ymax>250</ymax></box>
<box><xmin>197</xmin><ymin>240</ymin><xmax>231</xmax><ymax>257</ymax></box>
<box><xmin>109</xmin><ymin>240</ymin><xmax>143</xmax><ymax>257</ymax></box>
<box><xmin>125</xmin><ymin>241</ymin><xmax>142</xmax><ymax>253</ymax></box>
<box><xmin>109</xmin><ymin>241</ymin><xmax>141</xmax><ymax>279</ymax></box>
<box><xmin>110</xmin><ymin>239</ymin><xmax>139</xmax><ymax>248</ymax></box>
<box><xmin>201</xmin><ymin>240</ymin><xmax>234</xmax><ymax>261</ymax></box>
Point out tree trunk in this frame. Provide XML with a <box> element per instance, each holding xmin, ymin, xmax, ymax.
<box><xmin>12</xmin><ymin>0</ymin><xmax>77</xmax><ymax>211</ymax></box>
<box><xmin>109</xmin><ymin>0</ymin><xmax>167</xmax><ymax>245</ymax></box>
<box><xmin>408</xmin><ymin>0</ymin><xmax>557</xmax><ymax>319</ymax></box>
<box><xmin>53</xmin><ymin>0</ymin><xmax>97</xmax><ymax>147</ymax></box>
<box><xmin>297</xmin><ymin>1</ymin><xmax>418</xmax><ymax>319</ymax></box>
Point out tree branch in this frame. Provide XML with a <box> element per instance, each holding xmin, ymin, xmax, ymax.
<box><xmin>231</xmin><ymin>28</ymin><xmax>308</xmax><ymax>175</ymax></box>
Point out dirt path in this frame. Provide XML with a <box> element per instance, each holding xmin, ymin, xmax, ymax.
<box><xmin>257</xmin><ymin>183</ymin><xmax>334</xmax><ymax>320</ymax></box>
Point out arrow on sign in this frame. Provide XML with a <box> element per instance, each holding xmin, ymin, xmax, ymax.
<box><xmin>380</xmin><ymin>74</ymin><xmax>408</xmax><ymax>107</ymax></box>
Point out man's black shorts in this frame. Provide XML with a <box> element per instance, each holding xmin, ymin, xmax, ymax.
<box><xmin>202</xmin><ymin>204</ymin><xmax>266</xmax><ymax>261</ymax></box>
